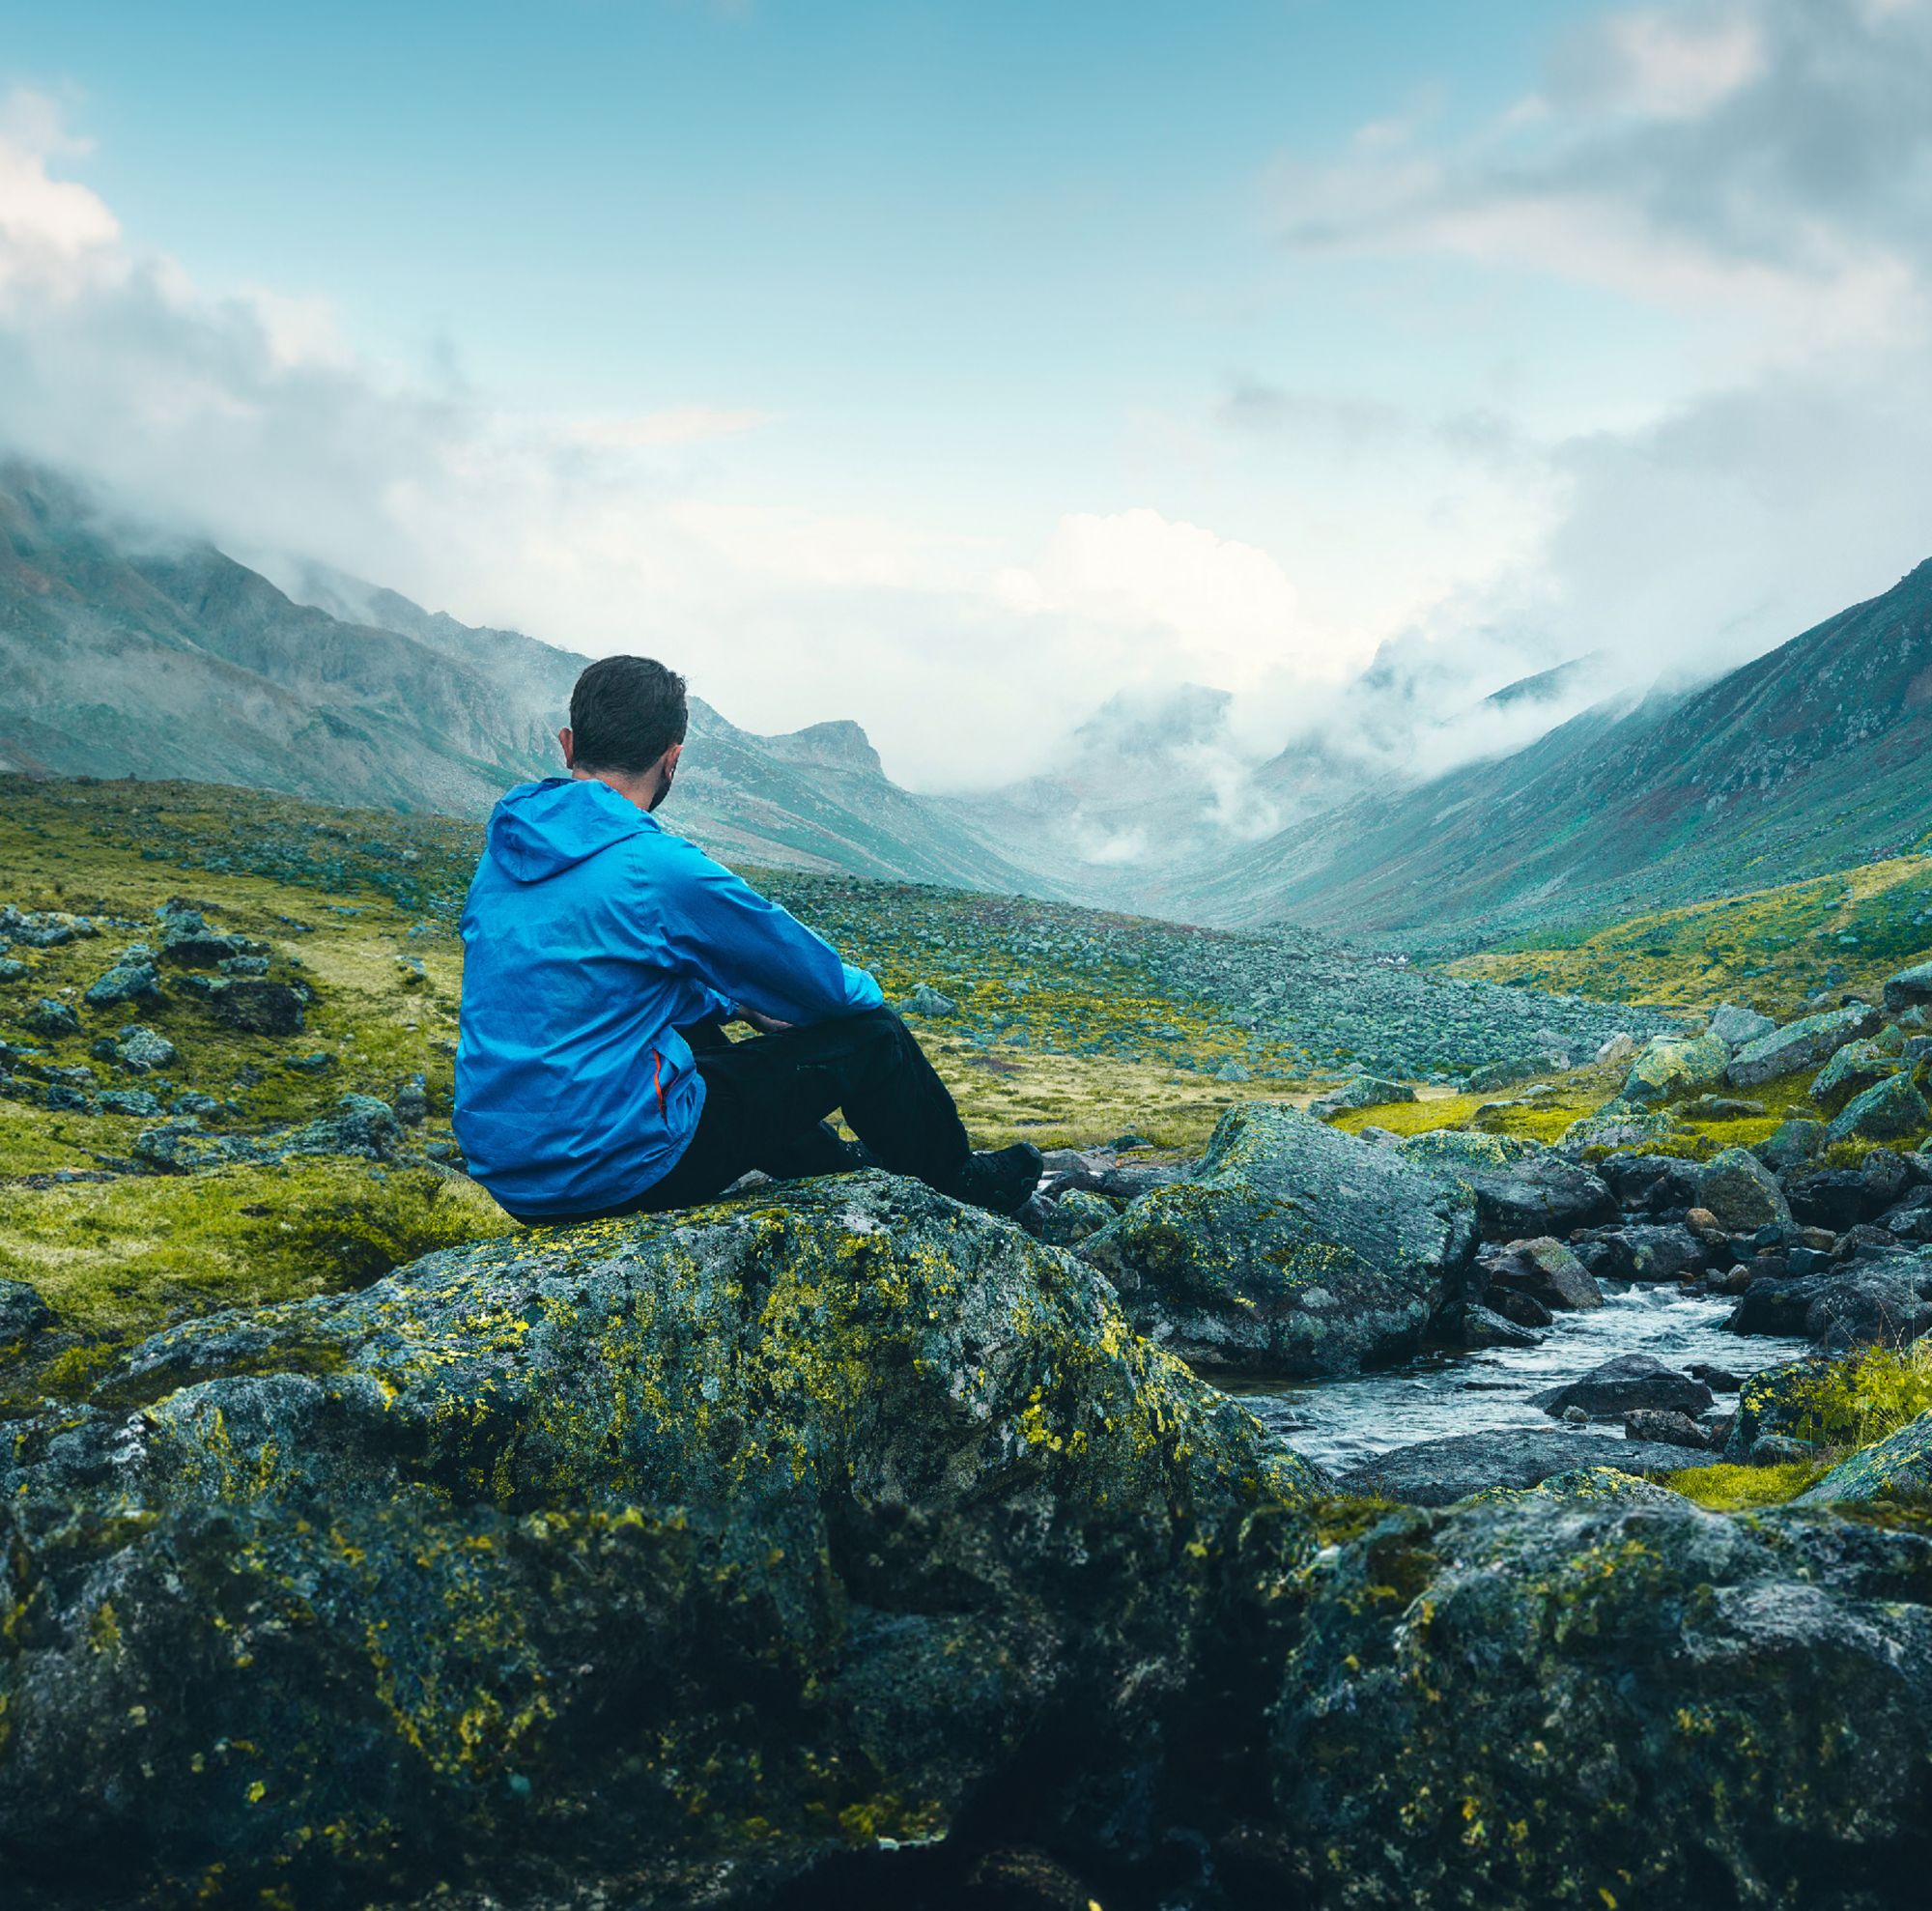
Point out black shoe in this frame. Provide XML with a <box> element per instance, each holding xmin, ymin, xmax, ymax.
<box><xmin>947</xmin><ymin>1143</ymin><xmax>1044</xmax><ymax>1217</ymax></box>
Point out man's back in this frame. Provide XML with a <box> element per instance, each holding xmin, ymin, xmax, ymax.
<box><xmin>455</xmin><ymin>776</ymin><xmax>876</xmax><ymax>1218</ymax></box>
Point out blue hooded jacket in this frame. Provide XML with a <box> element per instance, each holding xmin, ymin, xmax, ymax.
<box><xmin>455</xmin><ymin>777</ymin><xmax>882</xmax><ymax>1217</ymax></box>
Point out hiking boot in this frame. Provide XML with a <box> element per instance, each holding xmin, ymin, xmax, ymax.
<box><xmin>947</xmin><ymin>1142</ymin><xmax>1044</xmax><ymax>1217</ymax></box>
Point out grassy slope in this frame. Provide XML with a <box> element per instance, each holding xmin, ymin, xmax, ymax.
<box><xmin>1448</xmin><ymin>853</ymin><xmax>1932</xmax><ymax>1014</ymax></box>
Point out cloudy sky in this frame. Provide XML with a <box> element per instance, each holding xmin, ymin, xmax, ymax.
<box><xmin>2</xmin><ymin>0</ymin><xmax>1928</xmax><ymax>787</ymax></box>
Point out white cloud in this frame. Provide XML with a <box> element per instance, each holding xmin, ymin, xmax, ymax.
<box><xmin>993</xmin><ymin>508</ymin><xmax>1312</xmax><ymax>691</ymax></box>
<box><xmin>563</xmin><ymin>405</ymin><xmax>774</xmax><ymax>449</ymax></box>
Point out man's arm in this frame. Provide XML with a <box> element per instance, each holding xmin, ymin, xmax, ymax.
<box><xmin>652</xmin><ymin>837</ymin><xmax>883</xmax><ymax>1026</ymax></box>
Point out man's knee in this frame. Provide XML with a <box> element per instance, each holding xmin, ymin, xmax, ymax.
<box><xmin>849</xmin><ymin>1004</ymin><xmax>915</xmax><ymax>1049</ymax></box>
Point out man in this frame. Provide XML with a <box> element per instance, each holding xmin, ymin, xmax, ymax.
<box><xmin>455</xmin><ymin>654</ymin><xmax>1043</xmax><ymax>1226</ymax></box>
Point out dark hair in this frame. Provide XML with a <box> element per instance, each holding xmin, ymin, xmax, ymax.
<box><xmin>569</xmin><ymin>655</ymin><xmax>689</xmax><ymax>774</ymax></box>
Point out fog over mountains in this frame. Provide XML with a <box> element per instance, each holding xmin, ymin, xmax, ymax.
<box><xmin>4</xmin><ymin>454</ymin><xmax>1929</xmax><ymax>949</ymax></box>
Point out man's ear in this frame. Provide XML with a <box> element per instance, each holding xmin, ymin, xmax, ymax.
<box><xmin>662</xmin><ymin>740</ymin><xmax>683</xmax><ymax>780</ymax></box>
<box><xmin>557</xmin><ymin>725</ymin><xmax>575</xmax><ymax>770</ymax></box>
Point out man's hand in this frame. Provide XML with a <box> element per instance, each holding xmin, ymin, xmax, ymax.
<box><xmin>734</xmin><ymin>1006</ymin><xmax>794</xmax><ymax>1035</ymax></box>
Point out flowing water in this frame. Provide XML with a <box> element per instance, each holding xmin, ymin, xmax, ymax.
<box><xmin>1233</xmin><ymin>1284</ymin><xmax>1810</xmax><ymax>1475</ymax></box>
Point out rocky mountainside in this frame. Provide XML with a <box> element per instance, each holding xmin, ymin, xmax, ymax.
<box><xmin>1184</xmin><ymin>556</ymin><xmax>1932</xmax><ymax>947</ymax></box>
<box><xmin>0</xmin><ymin>461</ymin><xmax>1039</xmax><ymax>894</ymax></box>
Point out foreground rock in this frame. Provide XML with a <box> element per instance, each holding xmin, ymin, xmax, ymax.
<box><xmin>1079</xmin><ymin>1103</ymin><xmax>1478</xmax><ymax>1378</ymax></box>
<box><xmin>1264</xmin><ymin>1496</ymin><xmax>1932</xmax><ymax>1906</ymax></box>
<box><xmin>1338</xmin><ymin>1428</ymin><xmax>1719</xmax><ymax>1505</ymax></box>
<box><xmin>1726</xmin><ymin>1002</ymin><xmax>1882</xmax><ymax>1087</ymax></box>
<box><xmin>0</xmin><ymin>1176</ymin><xmax>1316</xmax><ymax>1907</ymax></box>
<box><xmin>1800</xmin><ymin>1410</ymin><xmax>1932</xmax><ymax>1503</ymax></box>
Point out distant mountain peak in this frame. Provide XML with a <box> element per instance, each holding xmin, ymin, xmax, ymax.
<box><xmin>761</xmin><ymin>719</ymin><xmax>883</xmax><ymax>774</ymax></box>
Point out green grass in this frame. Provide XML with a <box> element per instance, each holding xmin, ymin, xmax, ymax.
<box><xmin>1449</xmin><ymin>853</ymin><xmax>1932</xmax><ymax>1013</ymax></box>
<box><xmin>1662</xmin><ymin>1461</ymin><xmax>1832</xmax><ymax>1511</ymax></box>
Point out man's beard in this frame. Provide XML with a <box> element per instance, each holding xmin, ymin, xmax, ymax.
<box><xmin>648</xmin><ymin>765</ymin><xmax>674</xmax><ymax>812</ymax></box>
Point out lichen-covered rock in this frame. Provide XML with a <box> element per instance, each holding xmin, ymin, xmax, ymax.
<box><xmin>1696</xmin><ymin>1144</ymin><xmax>1792</xmax><ymax>1232</ymax></box>
<box><xmin>1337</xmin><ymin>1428</ymin><xmax>1719</xmax><ymax>1505</ymax></box>
<box><xmin>1463</xmin><ymin>1051</ymin><xmax>1571</xmax><ymax>1094</ymax></box>
<box><xmin>1560</xmin><ymin>1106</ymin><xmax>1677</xmax><ymax>1152</ymax></box>
<box><xmin>1038</xmin><ymin>1185</ymin><xmax>1118</xmax><ymax>1246</ymax></box>
<box><xmin>1827</xmin><ymin>1070</ymin><xmax>1932</xmax><ymax>1147</ymax></box>
<box><xmin>1308</xmin><ymin>1074</ymin><xmax>1415</xmax><ymax>1119</ymax></box>
<box><xmin>20</xmin><ymin>997</ymin><xmax>79</xmax><ymax>1039</ymax></box>
<box><xmin>131</xmin><ymin>1095</ymin><xmax>407</xmax><ymax>1174</ymax></box>
<box><xmin>1812</xmin><ymin>1038</ymin><xmax>1905</xmax><ymax>1111</ymax></box>
<box><xmin>1727</xmin><ymin>1002</ymin><xmax>1883</xmax><ymax>1088</ymax></box>
<box><xmin>1800</xmin><ymin>1409</ymin><xmax>1932</xmax><ymax>1503</ymax></box>
<box><xmin>81</xmin><ymin>954</ymin><xmax>161</xmax><ymax>1010</ymax></box>
<box><xmin>0</xmin><ymin>1176</ymin><xmax>1316</xmax><ymax>1907</ymax></box>
<box><xmin>1079</xmin><ymin>1102</ymin><xmax>1478</xmax><ymax>1378</ymax></box>
<box><xmin>1707</xmin><ymin>1001</ymin><xmax>1776</xmax><ymax>1047</ymax></box>
<box><xmin>1617</xmin><ymin>1029</ymin><xmax>1730</xmax><ymax>1107</ymax></box>
<box><xmin>1399</xmin><ymin>1130</ymin><xmax>1615</xmax><ymax>1241</ymax></box>
<box><xmin>108</xmin><ymin>1022</ymin><xmax>177</xmax><ymax>1072</ymax></box>
<box><xmin>155</xmin><ymin>902</ymin><xmax>268</xmax><ymax>969</ymax></box>
<box><xmin>178</xmin><ymin>974</ymin><xmax>309</xmax><ymax>1035</ymax></box>
<box><xmin>1263</xmin><ymin>1497</ymin><xmax>1932</xmax><ymax>1906</ymax></box>
<box><xmin>1756</xmin><ymin>1117</ymin><xmax>1827</xmax><ymax>1172</ymax></box>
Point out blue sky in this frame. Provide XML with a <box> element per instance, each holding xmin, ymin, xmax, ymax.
<box><xmin>2</xmin><ymin>0</ymin><xmax>1928</xmax><ymax>785</ymax></box>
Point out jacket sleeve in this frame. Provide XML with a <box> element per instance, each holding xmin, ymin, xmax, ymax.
<box><xmin>649</xmin><ymin>837</ymin><xmax>884</xmax><ymax>1025</ymax></box>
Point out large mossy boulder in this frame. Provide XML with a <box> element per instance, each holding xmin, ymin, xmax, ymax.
<box><xmin>1078</xmin><ymin>1102</ymin><xmax>1478</xmax><ymax>1379</ymax></box>
<box><xmin>0</xmin><ymin>1175</ymin><xmax>1317</xmax><ymax>1908</ymax></box>
<box><xmin>1399</xmin><ymin>1129</ymin><xmax>1615</xmax><ymax>1241</ymax></box>
<box><xmin>1726</xmin><ymin>1002</ymin><xmax>1883</xmax><ymax>1088</ymax></box>
<box><xmin>1695</xmin><ymin>1144</ymin><xmax>1791</xmax><ymax>1231</ymax></box>
<box><xmin>1261</xmin><ymin>1496</ymin><xmax>1932</xmax><ymax>1906</ymax></box>
<box><xmin>1826</xmin><ymin>1070</ymin><xmax>1932</xmax><ymax>1148</ymax></box>
<box><xmin>1617</xmin><ymin>1029</ymin><xmax>1729</xmax><ymax>1107</ymax></box>
<box><xmin>1801</xmin><ymin>1409</ymin><xmax>1932</xmax><ymax>1503</ymax></box>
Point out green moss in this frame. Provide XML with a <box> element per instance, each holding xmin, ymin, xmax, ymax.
<box><xmin>1661</xmin><ymin>1462</ymin><xmax>1831</xmax><ymax>1511</ymax></box>
<box><xmin>1777</xmin><ymin>1343</ymin><xmax>1932</xmax><ymax>1451</ymax></box>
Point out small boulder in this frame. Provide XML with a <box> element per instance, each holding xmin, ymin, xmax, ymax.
<box><xmin>1452</xmin><ymin>1303</ymin><xmax>1545</xmax><ymax>1349</ymax></box>
<box><xmin>1561</xmin><ymin>1107</ymin><xmax>1677</xmax><ymax>1152</ymax></box>
<box><xmin>1308</xmin><ymin>1074</ymin><xmax>1414</xmax><ymax>1119</ymax></box>
<box><xmin>0</xmin><ymin>1275</ymin><xmax>54</xmax><ymax>1348</ymax></box>
<box><xmin>83</xmin><ymin>954</ymin><xmax>162</xmax><ymax>1010</ymax></box>
<box><xmin>1464</xmin><ymin>1052</ymin><xmax>1570</xmax><ymax>1094</ymax></box>
<box><xmin>1809</xmin><ymin>1039</ymin><xmax>1901</xmax><ymax>1111</ymax></box>
<box><xmin>1708</xmin><ymin>1002</ymin><xmax>1776</xmax><ymax>1048</ymax></box>
<box><xmin>1623</xmin><ymin>1409</ymin><xmax>1710</xmax><ymax>1449</ymax></box>
<box><xmin>899</xmin><ymin>982</ymin><xmax>958</xmax><ymax>1017</ymax></box>
<box><xmin>21</xmin><ymin>997</ymin><xmax>79</xmax><ymax>1039</ymax></box>
<box><xmin>1826</xmin><ymin>1072</ymin><xmax>1932</xmax><ymax>1148</ymax></box>
<box><xmin>1338</xmin><ymin>1428</ymin><xmax>1719</xmax><ymax>1505</ymax></box>
<box><xmin>1726</xmin><ymin>1003</ymin><xmax>1883</xmax><ymax>1088</ymax></box>
<box><xmin>1575</xmin><ymin>1223</ymin><xmax>1710</xmax><ymax>1283</ymax></box>
<box><xmin>1594</xmin><ymin>1032</ymin><xmax>1636</xmax><ymax>1068</ymax></box>
<box><xmin>1485</xmin><ymin>1236</ymin><xmax>1605</xmax><ymax>1310</ymax></box>
<box><xmin>1882</xmin><ymin>961</ymin><xmax>1932</xmax><ymax>1016</ymax></box>
<box><xmin>192</xmin><ymin>977</ymin><xmax>308</xmax><ymax>1036</ymax></box>
<box><xmin>1618</xmin><ymin>1031</ymin><xmax>1730</xmax><ymax>1107</ymax></box>
<box><xmin>393</xmin><ymin>1071</ymin><xmax>430</xmax><ymax>1126</ymax></box>
<box><xmin>1531</xmin><ymin>1354</ymin><xmax>1713</xmax><ymax>1420</ymax></box>
<box><xmin>1399</xmin><ymin>1130</ymin><xmax>1616</xmax><ymax>1241</ymax></box>
<box><xmin>111</xmin><ymin>1024</ymin><xmax>177</xmax><ymax>1073</ymax></box>
<box><xmin>1696</xmin><ymin>1146</ymin><xmax>1792</xmax><ymax>1233</ymax></box>
<box><xmin>1038</xmin><ymin>1187</ymin><xmax>1119</xmax><ymax>1247</ymax></box>
<box><xmin>1755</xmin><ymin>1119</ymin><xmax>1826</xmax><ymax>1173</ymax></box>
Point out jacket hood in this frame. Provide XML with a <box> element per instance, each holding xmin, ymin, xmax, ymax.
<box><xmin>485</xmin><ymin>778</ymin><xmax>650</xmax><ymax>883</ymax></box>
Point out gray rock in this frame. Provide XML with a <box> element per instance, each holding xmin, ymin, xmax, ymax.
<box><xmin>1750</xmin><ymin>1434</ymin><xmax>1821</xmax><ymax>1467</ymax></box>
<box><xmin>1531</xmin><ymin>1354</ymin><xmax>1713</xmax><ymax>1420</ymax></box>
<box><xmin>1079</xmin><ymin>1102</ymin><xmax>1477</xmax><ymax>1378</ymax></box>
<box><xmin>1037</xmin><ymin>1186</ymin><xmax>1118</xmax><ymax>1247</ymax></box>
<box><xmin>111</xmin><ymin>1024</ymin><xmax>177</xmax><ymax>1072</ymax></box>
<box><xmin>1308</xmin><ymin>1074</ymin><xmax>1414</xmax><ymax>1118</ymax></box>
<box><xmin>1882</xmin><ymin>960</ymin><xmax>1932</xmax><ymax>1016</ymax></box>
<box><xmin>1594</xmin><ymin>1031</ymin><xmax>1636</xmax><ymax>1067</ymax></box>
<box><xmin>1619</xmin><ymin>1031</ymin><xmax>1729</xmax><ymax>1106</ymax></box>
<box><xmin>393</xmin><ymin>1071</ymin><xmax>429</xmax><ymax>1126</ymax></box>
<box><xmin>1826</xmin><ymin>1071</ymin><xmax>1932</xmax><ymax>1147</ymax></box>
<box><xmin>182</xmin><ymin>976</ymin><xmax>308</xmax><ymax>1036</ymax></box>
<box><xmin>1339</xmin><ymin>1428</ymin><xmax>1719</xmax><ymax>1505</ymax></box>
<box><xmin>899</xmin><ymin>982</ymin><xmax>958</xmax><ymax>1017</ymax></box>
<box><xmin>1561</xmin><ymin>1107</ymin><xmax>1677</xmax><ymax>1152</ymax></box>
<box><xmin>99</xmin><ymin>1088</ymin><xmax>165</xmax><ymax>1117</ymax></box>
<box><xmin>21</xmin><ymin>997</ymin><xmax>79</xmax><ymax>1039</ymax></box>
<box><xmin>0</xmin><ymin>1276</ymin><xmax>54</xmax><ymax>1347</ymax></box>
<box><xmin>1726</xmin><ymin>1003</ymin><xmax>1883</xmax><ymax>1088</ymax></box>
<box><xmin>0</xmin><ymin>1176</ymin><xmax>1317</xmax><ymax>1904</ymax></box>
<box><xmin>1622</xmin><ymin>1409</ymin><xmax>1711</xmax><ymax>1449</ymax></box>
<box><xmin>1575</xmin><ymin>1222</ymin><xmax>1709</xmax><ymax>1283</ymax></box>
<box><xmin>1707</xmin><ymin>1002</ymin><xmax>1776</xmax><ymax>1047</ymax></box>
<box><xmin>1484</xmin><ymin>1236</ymin><xmax>1605</xmax><ymax>1310</ymax></box>
<box><xmin>1695</xmin><ymin>1146</ymin><xmax>1791</xmax><ymax>1232</ymax></box>
<box><xmin>1755</xmin><ymin>1118</ymin><xmax>1826</xmax><ymax>1172</ymax></box>
<box><xmin>82</xmin><ymin>956</ymin><xmax>162</xmax><ymax>1010</ymax></box>
<box><xmin>1809</xmin><ymin>1038</ymin><xmax>1902</xmax><ymax>1111</ymax></box>
<box><xmin>1399</xmin><ymin>1130</ymin><xmax>1616</xmax><ymax>1241</ymax></box>
<box><xmin>1463</xmin><ymin>1052</ymin><xmax>1571</xmax><ymax>1094</ymax></box>
<box><xmin>1452</xmin><ymin>1303</ymin><xmax>1545</xmax><ymax>1349</ymax></box>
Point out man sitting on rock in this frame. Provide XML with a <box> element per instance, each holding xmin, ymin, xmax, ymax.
<box><xmin>455</xmin><ymin>654</ymin><xmax>1043</xmax><ymax>1225</ymax></box>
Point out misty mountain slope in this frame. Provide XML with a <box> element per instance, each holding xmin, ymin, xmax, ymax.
<box><xmin>1189</xmin><ymin>557</ymin><xmax>1932</xmax><ymax>949</ymax></box>
<box><xmin>0</xmin><ymin>461</ymin><xmax>1043</xmax><ymax>894</ymax></box>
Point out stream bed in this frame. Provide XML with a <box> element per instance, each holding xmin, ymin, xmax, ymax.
<box><xmin>1235</xmin><ymin>1284</ymin><xmax>1810</xmax><ymax>1475</ymax></box>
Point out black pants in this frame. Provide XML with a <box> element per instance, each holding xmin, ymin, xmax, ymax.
<box><xmin>515</xmin><ymin>1007</ymin><xmax>972</xmax><ymax>1225</ymax></box>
